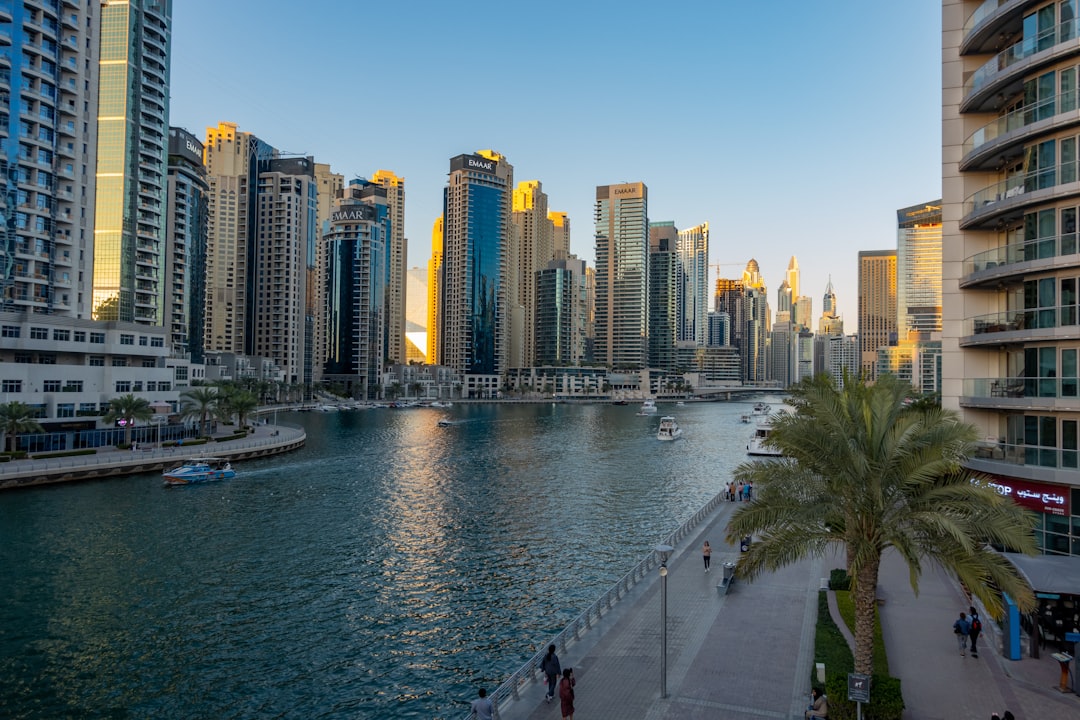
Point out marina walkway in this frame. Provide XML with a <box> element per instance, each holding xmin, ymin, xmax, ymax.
<box><xmin>493</xmin><ymin>499</ymin><xmax>1079</xmax><ymax>720</ymax></box>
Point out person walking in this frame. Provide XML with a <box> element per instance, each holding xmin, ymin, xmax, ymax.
<box><xmin>471</xmin><ymin>688</ymin><xmax>493</xmax><ymax>720</ymax></box>
<box><xmin>702</xmin><ymin>541</ymin><xmax>712</xmax><ymax>573</ymax></box>
<box><xmin>540</xmin><ymin>644</ymin><xmax>561</xmax><ymax>703</ymax></box>
<box><xmin>968</xmin><ymin>605</ymin><xmax>982</xmax><ymax>658</ymax></box>
<box><xmin>559</xmin><ymin>667</ymin><xmax>576</xmax><ymax>720</ymax></box>
<box><xmin>953</xmin><ymin>611</ymin><xmax>970</xmax><ymax>656</ymax></box>
<box><xmin>804</xmin><ymin>686</ymin><xmax>828</xmax><ymax>719</ymax></box>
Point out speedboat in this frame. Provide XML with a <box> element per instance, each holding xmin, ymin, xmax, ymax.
<box><xmin>437</xmin><ymin>419</ymin><xmax>455</xmax><ymax>427</ymax></box>
<box><xmin>163</xmin><ymin>457</ymin><xmax>236</xmax><ymax>485</ymax></box>
<box><xmin>746</xmin><ymin>421</ymin><xmax>782</xmax><ymax>457</ymax></box>
<box><xmin>656</xmin><ymin>416</ymin><xmax>682</xmax><ymax>441</ymax></box>
<box><xmin>740</xmin><ymin>402</ymin><xmax>771</xmax><ymax>423</ymax></box>
<box><xmin>637</xmin><ymin>398</ymin><xmax>658</xmax><ymax>416</ymax></box>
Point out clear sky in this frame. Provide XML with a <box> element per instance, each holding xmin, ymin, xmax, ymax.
<box><xmin>169</xmin><ymin>0</ymin><xmax>942</xmax><ymax>325</ymax></box>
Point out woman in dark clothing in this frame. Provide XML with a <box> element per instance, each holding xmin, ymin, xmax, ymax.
<box><xmin>559</xmin><ymin>667</ymin><xmax>575</xmax><ymax>719</ymax></box>
<box><xmin>540</xmin><ymin>644</ymin><xmax>561</xmax><ymax>703</ymax></box>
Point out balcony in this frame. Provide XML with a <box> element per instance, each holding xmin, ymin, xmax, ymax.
<box><xmin>963</xmin><ymin>305</ymin><xmax>1080</xmax><ymax>346</ymax></box>
<box><xmin>962</xmin><ymin>19</ymin><xmax>1080</xmax><ymax>110</ymax></box>
<box><xmin>968</xmin><ymin>439</ymin><xmax>1080</xmax><ymax>474</ymax></box>
<box><xmin>962</xmin><ymin>91</ymin><xmax>1080</xmax><ymax>170</ymax></box>
<box><xmin>961</xmin><ymin>233</ymin><xmax>1080</xmax><ymax>287</ymax></box>
<box><xmin>962</xmin><ymin>376</ymin><xmax>1080</xmax><ymax>411</ymax></box>
<box><xmin>962</xmin><ymin>162</ymin><xmax>1080</xmax><ymax>229</ymax></box>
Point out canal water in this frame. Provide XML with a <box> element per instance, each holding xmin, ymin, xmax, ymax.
<box><xmin>0</xmin><ymin>399</ymin><xmax>773</xmax><ymax>719</ymax></box>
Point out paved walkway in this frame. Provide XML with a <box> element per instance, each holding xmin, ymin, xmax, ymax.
<box><xmin>491</xmin><ymin>499</ymin><xmax>1079</xmax><ymax>719</ymax></box>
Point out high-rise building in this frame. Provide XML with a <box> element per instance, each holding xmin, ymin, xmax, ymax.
<box><xmin>857</xmin><ymin>249</ymin><xmax>897</xmax><ymax>380</ymax></box>
<box><xmin>678</xmin><ymin>223</ymin><xmax>709</xmax><ymax>346</ymax></box>
<box><xmin>427</xmin><ymin>216</ymin><xmax>443</xmax><ymax>365</ymax></box>
<box><xmin>310</xmin><ymin>163</ymin><xmax>345</xmax><ymax>385</ymax></box>
<box><xmin>897</xmin><ymin>200</ymin><xmax>943</xmax><ymax>336</ymax></box>
<box><xmin>648</xmin><ymin>223</ymin><xmax>681</xmax><ymax>371</ymax></box>
<box><xmin>944</xmin><ymin>0</ymin><xmax>1080</xmax><ymax>555</ymax></box>
<box><xmin>741</xmin><ymin>260</ymin><xmax>769</xmax><ymax>384</ymax></box>
<box><xmin>0</xmin><ymin>1</ymin><xmax>100</xmax><ymax>318</ymax></box>
<box><xmin>439</xmin><ymin>151</ymin><xmax>512</xmax><ymax>383</ymax></box>
<box><xmin>371</xmin><ymin>170</ymin><xmax>406</xmax><ymax>365</ymax></box>
<box><xmin>164</xmin><ymin>127</ymin><xmax>208</xmax><ymax>362</ymax></box>
<box><xmin>91</xmin><ymin>0</ymin><xmax>172</xmax><ymax>324</ymax></box>
<box><xmin>202</xmin><ymin>121</ymin><xmax>276</xmax><ymax>356</ymax></box>
<box><xmin>594</xmin><ymin>182</ymin><xmax>648</xmax><ymax>368</ymax></box>
<box><xmin>323</xmin><ymin>181</ymin><xmax>390</xmax><ymax>399</ymax></box>
<box><xmin>510</xmin><ymin>180</ymin><xmax>553</xmax><ymax>368</ymax></box>
<box><xmin>818</xmin><ymin>278</ymin><xmax>844</xmax><ymax>337</ymax></box>
<box><xmin>404</xmin><ymin>267</ymin><xmax>428</xmax><ymax>363</ymax></box>
<box><xmin>550</xmin><ymin>211</ymin><xmax>570</xmax><ymax>261</ymax></box>
<box><xmin>825</xmin><ymin>334</ymin><xmax>860</xmax><ymax>389</ymax></box>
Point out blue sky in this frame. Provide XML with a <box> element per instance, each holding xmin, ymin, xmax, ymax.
<box><xmin>169</xmin><ymin>1</ymin><xmax>941</xmax><ymax>325</ymax></box>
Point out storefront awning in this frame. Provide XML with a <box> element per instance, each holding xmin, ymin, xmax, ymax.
<box><xmin>1001</xmin><ymin>552</ymin><xmax>1080</xmax><ymax>596</ymax></box>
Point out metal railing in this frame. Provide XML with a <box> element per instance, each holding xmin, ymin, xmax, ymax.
<box><xmin>460</xmin><ymin>489</ymin><xmax>729</xmax><ymax>720</ymax></box>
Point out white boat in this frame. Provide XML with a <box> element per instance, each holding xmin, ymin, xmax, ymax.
<box><xmin>436</xmin><ymin>418</ymin><xmax>455</xmax><ymax>427</ymax></box>
<box><xmin>740</xmin><ymin>402</ymin><xmax>771</xmax><ymax>423</ymax></box>
<box><xmin>747</xmin><ymin>421</ymin><xmax>782</xmax><ymax>456</ymax></box>
<box><xmin>656</xmin><ymin>416</ymin><xmax>682</xmax><ymax>441</ymax></box>
<box><xmin>637</xmin><ymin>398</ymin><xmax>658</xmax><ymax>416</ymax></box>
<box><xmin>317</xmin><ymin>404</ymin><xmax>340</xmax><ymax>412</ymax></box>
<box><xmin>163</xmin><ymin>457</ymin><xmax>236</xmax><ymax>485</ymax></box>
<box><xmin>676</xmin><ymin>401</ymin><xmax>686</xmax><ymax>407</ymax></box>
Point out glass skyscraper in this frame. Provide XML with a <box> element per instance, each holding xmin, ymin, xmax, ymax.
<box><xmin>594</xmin><ymin>182</ymin><xmax>648</xmax><ymax>369</ymax></box>
<box><xmin>896</xmin><ymin>200</ymin><xmax>942</xmax><ymax>336</ymax></box>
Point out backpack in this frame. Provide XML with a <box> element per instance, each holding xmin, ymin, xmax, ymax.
<box><xmin>971</xmin><ymin>616</ymin><xmax>982</xmax><ymax>633</ymax></box>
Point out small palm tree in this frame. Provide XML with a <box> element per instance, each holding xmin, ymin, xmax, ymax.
<box><xmin>726</xmin><ymin>374</ymin><xmax>1037</xmax><ymax>675</ymax></box>
<box><xmin>180</xmin><ymin>387</ymin><xmax>219</xmax><ymax>437</ymax></box>
<box><xmin>0</xmin><ymin>401</ymin><xmax>45</xmax><ymax>453</ymax></box>
<box><xmin>219</xmin><ymin>390</ymin><xmax>258</xmax><ymax>430</ymax></box>
<box><xmin>103</xmin><ymin>394</ymin><xmax>153</xmax><ymax>446</ymax></box>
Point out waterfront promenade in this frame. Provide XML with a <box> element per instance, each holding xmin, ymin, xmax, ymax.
<box><xmin>490</xmin><ymin>499</ymin><xmax>1079</xmax><ymax>720</ymax></box>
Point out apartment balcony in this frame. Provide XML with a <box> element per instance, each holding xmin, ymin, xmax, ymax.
<box><xmin>961</xmin><ymin>233</ymin><xmax>1080</xmax><ymax>287</ymax></box>
<box><xmin>961</xmin><ymin>377</ymin><xmax>1080</xmax><ymax>412</ymax></box>
<box><xmin>961</xmin><ymin>162</ymin><xmax>1080</xmax><ymax>229</ymax></box>
<box><xmin>962</xmin><ymin>91</ymin><xmax>1080</xmax><ymax>171</ymax></box>
<box><xmin>966</xmin><ymin>440</ymin><xmax>1080</xmax><ymax>484</ymax></box>
<box><xmin>961</xmin><ymin>18</ymin><xmax>1080</xmax><ymax>113</ymax></box>
<box><xmin>962</xmin><ymin>306</ymin><xmax>1080</xmax><ymax>346</ymax></box>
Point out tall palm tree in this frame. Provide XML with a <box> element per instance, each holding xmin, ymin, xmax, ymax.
<box><xmin>726</xmin><ymin>374</ymin><xmax>1037</xmax><ymax>675</ymax></box>
<box><xmin>219</xmin><ymin>390</ymin><xmax>258</xmax><ymax>430</ymax></box>
<box><xmin>180</xmin><ymin>387</ymin><xmax>219</xmax><ymax>437</ymax></box>
<box><xmin>0</xmin><ymin>401</ymin><xmax>45</xmax><ymax>453</ymax></box>
<box><xmin>103</xmin><ymin>394</ymin><xmax>153</xmax><ymax>446</ymax></box>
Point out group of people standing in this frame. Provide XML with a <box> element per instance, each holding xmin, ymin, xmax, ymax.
<box><xmin>725</xmin><ymin>480</ymin><xmax>753</xmax><ymax>502</ymax></box>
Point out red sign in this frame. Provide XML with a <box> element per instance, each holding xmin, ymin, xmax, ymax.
<box><xmin>983</xmin><ymin>475</ymin><xmax>1070</xmax><ymax>516</ymax></box>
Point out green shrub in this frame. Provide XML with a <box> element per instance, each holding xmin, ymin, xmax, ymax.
<box><xmin>813</xmin><ymin>591</ymin><xmax>854</xmax><ymax>683</ymax></box>
<box><xmin>0</xmin><ymin>451</ymin><xmax>28</xmax><ymax>460</ymax></box>
<box><xmin>214</xmin><ymin>432</ymin><xmax>247</xmax><ymax>442</ymax></box>
<box><xmin>829</xmin><ymin>568</ymin><xmax>851</xmax><ymax>590</ymax></box>
<box><xmin>824</xmin><ymin>673</ymin><xmax>903</xmax><ymax>720</ymax></box>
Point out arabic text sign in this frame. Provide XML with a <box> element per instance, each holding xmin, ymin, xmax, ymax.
<box><xmin>984</xmin><ymin>475</ymin><xmax>1070</xmax><ymax>516</ymax></box>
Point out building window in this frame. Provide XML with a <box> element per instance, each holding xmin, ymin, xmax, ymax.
<box><xmin>2</xmin><ymin>326</ymin><xmax>20</xmax><ymax>338</ymax></box>
<box><xmin>159</xmin><ymin>382</ymin><xmax>171</xmax><ymax>391</ymax></box>
<box><xmin>174</xmin><ymin>366</ymin><xmax>188</xmax><ymax>380</ymax></box>
<box><xmin>64</xmin><ymin>381</ymin><xmax>83</xmax><ymax>392</ymax></box>
<box><xmin>146</xmin><ymin>382</ymin><xmax>156</xmax><ymax>392</ymax></box>
<box><xmin>78</xmin><ymin>403</ymin><xmax>96</xmax><ymax>416</ymax></box>
<box><xmin>119</xmin><ymin>334</ymin><xmax>134</xmax><ymax>345</ymax></box>
<box><xmin>115</xmin><ymin>381</ymin><xmax>131</xmax><ymax>393</ymax></box>
<box><xmin>56</xmin><ymin>403</ymin><xmax>74</xmax><ymax>418</ymax></box>
<box><xmin>142</xmin><ymin>359</ymin><xmax>156</xmax><ymax>368</ymax></box>
<box><xmin>88</xmin><ymin>356</ymin><xmax>104</xmax><ymax>367</ymax></box>
<box><xmin>150</xmin><ymin>337</ymin><xmax>164</xmax><ymax>347</ymax></box>
<box><xmin>132</xmin><ymin>382</ymin><xmax>143</xmax><ymax>392</ymax></box>
<box><xmin>38</xmin><ymin>355</ymin><xmax>55</xmax><ymax>364</ymax></box>
<box><xmin>43</xmin><ymin>380</ymin><xmax>61</xmax><ymax>392</ymax></box>
<box><xmin>1</xmin><ymin>380</ymin><xmax>22</xmax><ymax>393</ymax></box>
<box><xmin>53</xmin><ymin>329</ymin><xmax>70</xmax><ymax>341</ymax></box>
<box><xmin>138</xmin><ymin>336</ymin><xmax>148</xmax><ymax>346</ymax></box>
<box><xmin>30</xmin><ymin>327</ymin><xmax>48</xmax><ymax>340</ymax></box>
<box><xmin>89</xmin><ymin>332</ymin><xmax>105</xmax><ymax>343</ymax></box>
<box><xmin>112</xmin><ymin>358</ymin><xmax>127</xmax><ymax>367</ymax></box>
<box><xmin>14</xmin><ymin>353</ymin><xmax>32</xmax><ymax>364</ymax></box>
<box><xmin>74</xmin><ymin>331</ymin><xmax>86</xmax><ymax>342</ymax></box>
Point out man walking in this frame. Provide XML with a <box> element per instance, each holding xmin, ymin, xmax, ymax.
<box><xmin>953</xmin><ymin>611</ymin><xmax>970</xmax><ymax>656</ymax></box>
<box><xmin>471</xmin><ymin>688</ymin><xmax>493</xmax><ymax>720</ymax></box>
<box><xmin>968</xmin><ymin>606</ymin><xmax>982</xmax><ymax>658</ymax></box>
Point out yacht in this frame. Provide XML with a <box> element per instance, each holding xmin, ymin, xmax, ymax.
<box><xmin>746</xmin><ymin>420</ymin><xmax>782</xmax><ymax>457</ymax></box>
<box><xmin>656</xmin><ymin>416</ymin><xmax>682</xmax><ymax>441</ymax></box>
<box><xmin>637</xmin><ymin>398</ymin><xmax>658</xmax><ymax>416</ymax></box>
<box><xmin>740</xmin><ymin>402</ymin><xmax>771</xmax><ymax>423</ymax></box>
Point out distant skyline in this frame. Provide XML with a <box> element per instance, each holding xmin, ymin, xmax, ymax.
<box><xmin>169</xmin><ymin>1</ymin><xmax>942</xmax><ymax>325</ymax></box>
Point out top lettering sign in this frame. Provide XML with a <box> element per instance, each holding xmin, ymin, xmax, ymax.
<box><xmin>451</xmin><ymin>154</ymin><xmax>498</xmax><ymax>175</ymax></box>
<box><xmin>331</xmin><ymin>206</ymin><xmax>374</xmax><ymax>222</ymax></box>
<box><xmin>983</xmin><ymin>474</ymin><xmax>1070</xmax><ymax>516</ymax></box>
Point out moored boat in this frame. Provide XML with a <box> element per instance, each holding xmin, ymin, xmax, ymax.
<box><xmin>163</xmin><ymin>457</ymin><xmax>236</xmax><ymax>485</ymax></box>
<box><xmin>656</xmin><ymin>416</ymin><xmax>682</xmax><ymax>441</ymax></box>
<box><xmin>746</xmin><ymin>421</ymin><xmax>782</xmax><ymax>456</ymax></box>
<box><xmin>637</xmin><ymin>398</ymin><xmax>658</xmax><ymax>416</ymax></box>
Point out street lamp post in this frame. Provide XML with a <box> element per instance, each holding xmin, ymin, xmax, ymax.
<box><xmin>655</xmin><ymin>543</ymin><xmax>674</xmax><ymax>699</ymax></box>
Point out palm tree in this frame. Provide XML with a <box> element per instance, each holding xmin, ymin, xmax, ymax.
<box><xmin>725</xmin><ymin>374</ymin><xmax>1037</xmax><ymax>675</ymax></box>
<box><xmin>103</xmin><ymin>394</ymin><xmax>153</xmax><ymax>446</ymax></box>
<box><xmin>219</xmin><ymin>390</ymin><xmax>258</xmax><ymax>430</ymax></box>
<box><xmin>180</xmin><ymin>387</ymin><xmax>219</xmax><ymax>437</ymax></box>
<box><xmin>0</xmin><ymin>401</ymin><xmax>45</xmax><ymax>453</ymax></box>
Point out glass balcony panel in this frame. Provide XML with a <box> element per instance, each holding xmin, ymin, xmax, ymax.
<box><xmin>964</xmin><ymin>20</ymin><xmax>1080</xmax><ymax>97</ymax></box>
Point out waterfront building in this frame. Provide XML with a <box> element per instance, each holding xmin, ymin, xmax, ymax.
<box><xmin>594</xmin><ymin>182</ymin><xmax>648</xmax><ymax>369</ymax></box>
<box><xmin>92</xmin><ymin>0</ymin><xmax>171</xmax><ymax>324</ymax></box>
<box><xmin>858</xmin><ymin>249</ymin><xmax>897</xmax><ymax>380</ymax></box>
<box><xmin>583</xmin><ymin>264</ymin><xmax>596</xmax><ymax>363</ymax></box>
<box><xmin>438</xmin><ymin>151</ymin><xmax>512</xmax><ymax>388</ymax></box>
<box><xmin>535</xmin><ymin>257</ymin><xmax>587</xmax><ymax>366</ymax></box>
<box><xmin>824</xmin><ymin>334</ymin><xmax>860</xmax><ymax>389</ymax></box>
<box><xmin>202</xmin><ymin>121</ymin><xmax>277</xmax><ymax>357</ymax></box>
<box><xmin>943</xmin><ymin>0</ymin><xmax>1080</xmax><ymax>555</ymax></box>
<box><xmin>707</xmin><ymin>311</ymin><xmax>730</xmax><ymax>347</ymax></box>
<box><xmin>371</xmin><ymin>170</ymin><xmax>407</xmax><ymax>365</ymax></box>
<box><xmin>310</xmin><ymin>163</ymin><xmax>345</xmax><ymax>385</ymax></box>
<box><xmin>678</xmin><ymin>223</ymin><xmax>709</xmax><ymax>346</ymax></box>
<box><xmin>741</xmin><ymin>260</ymin><xmax>769</xmax><ymax>384</ymax></box>
<box><xmin>0</xmin><ymin>0</ymin><xmax>99</xmax><ymax>318</ymax></box>
<box><xmin>681</xmin><ymin>345</ymin><xmax>742</xmax><ymax>385</ymax></box>
<box><xmin>550</xmin><ymin>211</ymin><xmax>570</xmax><ymax>261</ymax></box>
<box><xmin>897</xmin><ymin>201</ymin><xmax>943</xmax><ymax>336</ymax></box>
<box><xmin>322</xmin><ymin>181</ymin><xmax>390</xmax><ymax>400</ymax></box>
<box><xmin>878</xmin><ymin>334</ymin><xmax>942</xmax><ymax>395</ymax></box>
<box><xmin>796</xmin><ymin>329</ymin><xmax>815</xmax><ymax>383</ymax></box>
<box><xmin>505</xmin><ymin>366</ymin><xmax>608</xmax><ymax>398</ymax></box>
<box><xmin>648</xmin><ymin>222</ymin><xmax>682</xmax><ymax>371</ymax></box>
<box><xmin>769</xmin><ymin>322</ymin><xmax>794</xmax><ymax>388</ymax></box>
<box><xmin>510</xmin><ymin>180</ymin><xmax>554</xmax><ymax>368</ymax></box>
<box><xmin>164</xmin><ymin>128</ymin><xmax>208</xmax><ymax>363</ymax></box>
<box><xmin>428</xmin><ymin>216</ymin><xmax>443</xmax><ymax>365</ymax></box>
<box><xmin>382</xmin><ymin>363</ymin><xmax>459</xmax><ymax>401</ymax></box>
<box><xmin>405</xmin><ymin>267</ymin><xmax>428</xmax><ymax>363</ymax></box>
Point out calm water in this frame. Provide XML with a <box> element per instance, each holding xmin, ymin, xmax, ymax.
<box><xmin>0</xmin><ymin>399</ymin><xmax>772</xmax><ymax>719</ymax></box>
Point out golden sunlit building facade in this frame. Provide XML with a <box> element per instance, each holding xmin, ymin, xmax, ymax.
<box><xmin>428</xmin><ymin>216</ymin><xmax>443</xmax><ymax>365</ymax></box>
<box><xmin>371</xmin><ymin>170</ymin><xmax>407</xmax><ymax>365</ymax></box>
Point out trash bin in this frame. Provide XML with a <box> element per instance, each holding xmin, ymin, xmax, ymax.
<box><xmin>740</xmin><ymin>535</ymin><xmax>751</xmax><ymax>552</ymax></box>
<box><xmin>723</xmin><ymin>562</ymin><xmax>736</xmax><ymax>582</ymax></box>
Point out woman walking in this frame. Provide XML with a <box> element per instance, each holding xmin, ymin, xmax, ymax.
<box><xmin>540</xmin><ymin>644</ymin><xmax>561</xmax><ymax>703</ymax></box>
<box><xmin>702</xmin><ymin>541</ymin><xmax>712</xmax><ymax>573</ymax></box>
<box><xmin>559</xmin><ymin>667</ymin><xmax>576</xmax><ymax>720</ymax></box>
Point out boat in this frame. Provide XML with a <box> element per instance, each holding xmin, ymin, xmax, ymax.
<box><xmin>317</xmin><ymin>404</ymin><xmax>340</xmax><ymax>412</ymax></box>
<box><xmin>740</xmin><ymin>402</ymin><xmax>771</xmax><ymax>423</ymax></box>
<box><xmin>163</xmin><ymin>457</ymin><xmax>236</xmax><ymax>485</ymax></box>
<box><xmin>656</xmin><ymin>416</ymin><xmax>682</xmax><ymax>441</ymax></box>
<box><xmin>437</xmin><ymin>419</ymin><xmax>455</xmax><ymax>427</ymax></box>
<box><xmin>676</xmin><ymin>401</ymin><xmax>686</xmax><ymax>407</ymax></box>
<box><xmin>746</xmin><ymin>421</ymin><xmax>782</xmax><ymax>457</ymax></box>
<box><xmin>637</xmin><ymin>398</ymin><xmax>658</xmax><ymax>416</ymax></box>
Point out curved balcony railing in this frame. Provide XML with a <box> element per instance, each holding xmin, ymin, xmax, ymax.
<box><xmin>964</xmin><ymin>376</ymin><xmax>1080</xmax><ymax>400</ymax></box>
<box><xmin>964</xmin><ymin>20</ymin><xmax>1079</xmax><ymax>98</ymax></box>
<box><xmin>969</xmin><ymin>305</ymin><xmax>1080</xmax><ymax>336</ymax></box>
<box><xmin>965</xmin><ymin>161</ymin><xmax>1079</xmax><ymax>217</ymax></box>
<box><xmin>964</xmin><ymin>234</ymin><xmax>1080</xmax><ymax>276</ymax></box>
<box><xmin>963</xmin><ymin>0</ymin><xmax>1010</xmax><ymax>36</ymax></box>
<box><xmin>963</xmin><ymin>90</ymin><xmax>1080</xmax><ymax>159</ymax></box>
<box><xmin>972</xmin><ymin>438</ymin><xmax>1079</xmax><ymax>470</ymax></box>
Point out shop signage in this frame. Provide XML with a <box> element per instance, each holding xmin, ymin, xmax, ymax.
<box><xmin>983</xmin><ymin>475</ymin><xmax>1070</xmax><ymax>516</ymax></box>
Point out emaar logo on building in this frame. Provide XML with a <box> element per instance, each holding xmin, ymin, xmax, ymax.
<box><xmin>467</xmin><ymin>157</ymin><xmax>495</xmax><ymax>172</ymax></box>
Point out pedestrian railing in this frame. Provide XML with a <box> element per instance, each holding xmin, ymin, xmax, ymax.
<box><xmin>461</xmin><ymin>489</ymin><xmax>729</xmax><ymax>719</ymax></box>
